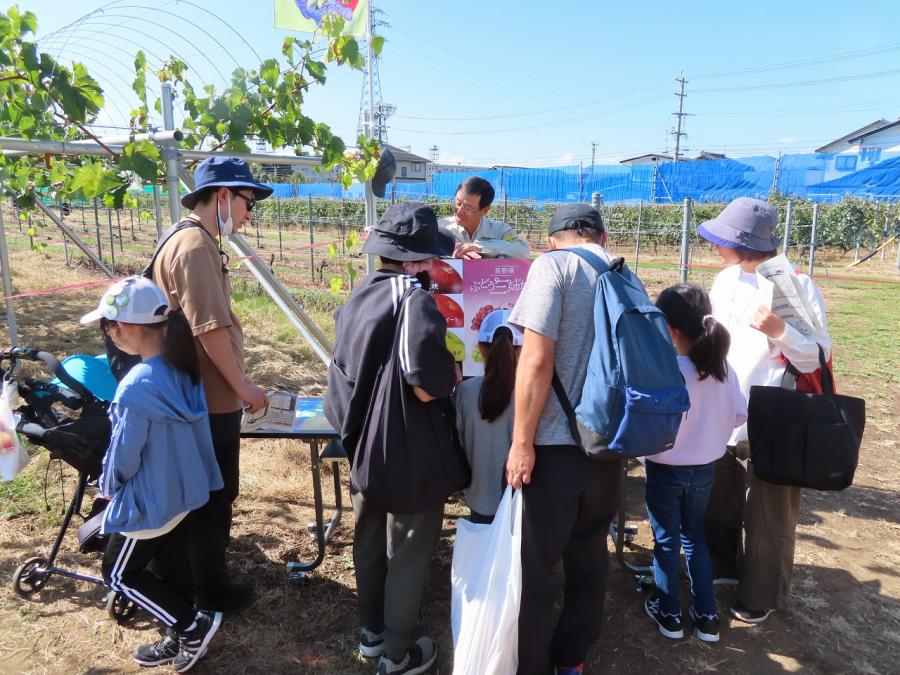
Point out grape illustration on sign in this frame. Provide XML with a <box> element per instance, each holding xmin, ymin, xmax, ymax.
<box><xmin>428</xmin><ymin>259</ymin><xmax>531</xmax><ymax>376</ymax></box>
<box><xmin>295</xmin><ymin>0</ymin><xmax>358</xmax><ymax>24</ymax></box>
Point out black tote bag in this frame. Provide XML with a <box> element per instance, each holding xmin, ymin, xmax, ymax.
<box><xmin>748</xmin><ymin>347</ymin><xmax>865</xmax><ymax>491</ymax></box>
<box><xmin>350</xmin><ymin>290</ymin><xmax>470</xmax><ymax>514</ymax></box>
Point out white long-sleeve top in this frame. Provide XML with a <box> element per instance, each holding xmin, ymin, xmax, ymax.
<box><xmin>709</xmin><ymin>263</ymin><xmax>831</xmax><ymax>444</ymax></box>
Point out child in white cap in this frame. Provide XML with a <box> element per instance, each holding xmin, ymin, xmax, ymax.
<box><xmin>454</xmin><ymin>308</ymin><xmax>523</xmax><ymax>523</ymax></box>
<box><xmin>81</xmin><ymin>276</ymin><xmax>224</xmax><ymax>672</ymax></box>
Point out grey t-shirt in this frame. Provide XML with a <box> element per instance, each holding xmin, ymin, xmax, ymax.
<box><xmin>508</xmin><ymin>243</ymin><xmax>617</xmax><ymax>447</ymax></box>
<box><xmin>454</xmin><ymin>376</ymin><xmax>513</xmax><ymax>516</ymax></box>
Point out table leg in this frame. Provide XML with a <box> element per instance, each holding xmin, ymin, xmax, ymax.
<box><xmin>286</xmin><ymin>439</ymin><xmax>344</xmax><ymax>581</ymax></box>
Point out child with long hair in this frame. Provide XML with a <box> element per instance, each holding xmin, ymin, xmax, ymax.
<box><xmin>81</xmin><ymin>276</ymin><xmax>224</xmax><ymax>672</ymax></box>
<box><xmin>642</xmin><ymin>284</ymin><xmax>747</xmax><ymax>643</ymax></box>
<box><xmin>454</xmin><ymin>309</ymin><xmax>523</xmax><ymax>524</ymax></box>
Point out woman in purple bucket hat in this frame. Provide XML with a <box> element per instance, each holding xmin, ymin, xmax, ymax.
<box><xmin>697</xmin><ymin>197</ymin><xmax>832</xmax><ymax>624</ymax></box>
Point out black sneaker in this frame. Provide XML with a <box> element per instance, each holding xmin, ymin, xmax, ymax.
<box><xmin>689</xmin><ymin>606</ymin><xmax>721</xmax><ymax>642</ymax></box>
<box><xmin>359</xmin><ymin>628</ymin><xmax>385</xmax><ymax>658</ymax></box>
<box><xmin>730</xmin><ymin>602</ymin><xmax>773</xmax><ymax>624</ymax></box>
<box><xmin>171</xmin><ymin>611</ymin><xmax>223</xmax><ymax>673</ymax></box>
<box><xmin>644</xmin><ymin>594</ymin><xmax>684</xmax><ymax>639</ymax></box>
<box><xmin>376</xmin><ymin>637</ymin><xmax>438</xmax><ymax>674</ymax></box>
<box><xmin>132</xmin><ymin>634</ymin><xmax>180</xmax><ymax>667</ymax></box>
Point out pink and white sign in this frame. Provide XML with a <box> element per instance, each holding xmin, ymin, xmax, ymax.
<box><xmin>428</xmin><ymin>258</ymin><xmax>531</xmax><ymax>376</ymax></box>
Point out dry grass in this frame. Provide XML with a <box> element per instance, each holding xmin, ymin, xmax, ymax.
<box><xmin>0</xmin><ymin>242</ymin><xmax>898</xmax><ymax>674</ymax></box>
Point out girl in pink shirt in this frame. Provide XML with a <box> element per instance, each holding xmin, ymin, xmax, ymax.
<box><xmin>642</xmin><ymin>284</ymin><xmax>747</xmax><ymax>644</ymax></box>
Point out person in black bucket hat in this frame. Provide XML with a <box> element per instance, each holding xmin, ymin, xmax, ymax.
<box><xmin>325</xmin><ymin>202</ymin><xmax>462</xmax><ymax>673</ymax></box>
<box><xmin>362</xmin><ymin>201</ymin><xmax>455</xmax><ymax>261</ymax></box>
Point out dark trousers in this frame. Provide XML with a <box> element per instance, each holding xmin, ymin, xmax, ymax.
<box><xmin>351</xmin><ymin>489</ymin><xmax>444</xmax><ymax>659</ymax></box>
<box><xmin>188</xmin><ymin>410</ymin><xmax>242</xmax><ymax>606</ymax></box>
<box><xmin>517</xmin><ymin>445</ymin><xmax>622</xmax><ymax>675</ymax></box>
<box><xmin>102</xmin><ymin>517</ymin><xmax>196</xmax><ymax>632</ymax></box>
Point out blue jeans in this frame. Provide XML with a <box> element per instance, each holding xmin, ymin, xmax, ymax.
<box><xmin>645</xmin><ymin>460</ymin><xmax>717</xmax><ymax>618</ymax></box>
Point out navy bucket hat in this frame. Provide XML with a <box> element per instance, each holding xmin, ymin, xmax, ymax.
<box><xmin>181</xmin><ymin>156</ymin><xmax>274</xmax><ymax>210</ymax></box>
<box><xmin>362</xmin><ymin>202</ymin><xmax>454</xmax><ymax>261</ymax></box>
<box><xmin>697</xmin><ymin>197</ymin><xmax>780</xmax><ymax>251</ymax></box>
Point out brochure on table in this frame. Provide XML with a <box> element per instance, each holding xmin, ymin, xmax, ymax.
<box><xmin>429</xmin><ymin>258</ymin><xmax>531</xmax><ymax>376</ymax></box>
<box><xmin>241</xmin><ymin>393</ymin><xmax>334</xmax><ymax>434</ymax></box>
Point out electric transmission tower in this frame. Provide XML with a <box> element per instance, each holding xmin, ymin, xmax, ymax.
<box><xmin>357</xmin><ymin>5</ymin><xmax>395</xmax><ymax>144</ymax></box>
<box><xmin>671</xmin><ymin>73</ymin><xmax>692</xmax><ymax>163</ymax></box>
<box><xmin>429</xmin><ymin>145</ymin><xmax>440</xmax><ymax>162</ymax></box>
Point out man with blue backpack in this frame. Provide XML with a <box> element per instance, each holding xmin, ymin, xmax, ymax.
<box><xmin>507</xmin><ymin>204</ymin><xmax>688</xmax><ymax>674</ymax></box>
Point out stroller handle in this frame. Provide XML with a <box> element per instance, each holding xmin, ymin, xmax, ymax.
<box><xmin>0</xmin><ymin>347</ymin><xmax>94</xmax><ymax>401</ymax></box>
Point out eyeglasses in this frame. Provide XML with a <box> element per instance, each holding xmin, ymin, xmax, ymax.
<box><xmin>231</xmin><ymin>191</ymin><xmax>255</xmax><ymax>211</ymax></box>
<box><xmin>453</xmin><ymin>201</ymin><xmax>480</xmax><ymax>215</ymax></box>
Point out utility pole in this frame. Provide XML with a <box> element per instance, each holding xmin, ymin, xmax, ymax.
<box><xmin>672</xmin><ymin>73</ymin><xmax>689</xmax><ymax>164</ymax></box>
<box><xmin>591</xmin><ymin>142</ymin><xmax>598</xmax><ymax>170</ymax></box>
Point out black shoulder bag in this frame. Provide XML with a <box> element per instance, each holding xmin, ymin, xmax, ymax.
<box><xmin>350</xmin><ymin>288</ymin><xmax>470</xmax><ymax>514</ymax></box>
<box><xmin>748</xmin><ymin>346</ymin><xmax>865</xmax><ymax>491</ymax></box>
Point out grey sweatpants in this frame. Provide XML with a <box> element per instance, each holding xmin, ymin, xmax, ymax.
<box><xmin>351</xmin><ymin>489</ymin><xmax>444</xmax><ymax>658</ymax></box>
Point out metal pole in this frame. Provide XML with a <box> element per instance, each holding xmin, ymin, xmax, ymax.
<box><xmin>226</xmin><ymin>233</ymin><xmax>332</xmax><ymax>364</ymax></box>
<box><xmin>277</xmin><ymin>197</ymin><xmax>283</xmax><ymax>261</ymax></box>
<box><xmin>60</xmin><ymin>203</ymin><xmax>70</xmax><ymax>265</ymax></box>
<box><xmin>0</xmin><ymin>206</ymin><xmax>19</xmax><ymax>346</ymax></box>
<box><xmin>93</xmin><ymin>198</ymin><xmax>103</xmax><ymax>260</ymax></box>
<box><xmin>809</xmin><ymin>203</ymin><xmax>819</xmax><ymax>276</ymax></box>
<box><xmin>679</xmin><ymin>197</ymin><xmax>692</xmax><ymax>283</ymax></box>
<box><xmin>634</xmin><ymin>200</ymin><xmax>643</xmax><ymax>271</ymax></box>
<box><xmin>152</xmin><ymin>184</ymin><xmax>163</xmax><ymax>238</ymax></box>
<box><xmin>309</xmin><ymin>195</ymin><xmax>315</xmax><ymax>281</ymax></box>
<box><xmin>364</xmin><ymin>4</ymin><xmax>376</xmax><ymax>275</ymax></box>
<box><xmin>783</xmin><ymin>199</ymin><xmax>793</xmax><ymax>256</ymax></box>
<box><xmin>161</xmin><ymin>82</ymin><xmax>181</xmax><ymax>226</ymax></box>
<box><xmin>107</xmin><ymin>207</ymin><xmax>116</xmax><ymax>270</ymax></box>
<box><xmin>116</xmin><ymin>209</ymin><xmax>123</xmax><ymax>252</ymax></box>
<box><xmin>34</xmin><ymin>198</ymin><xmax>114</xmax><ymax>277</ymax></box>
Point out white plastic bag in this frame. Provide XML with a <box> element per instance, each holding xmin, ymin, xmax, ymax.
<box><xmin>451</xmin><ymin>486</ymin><xmax>522</xmax><ymax>675</ymax></box>
<box><xmin>0</xmin><ymin>378</ymin><xmax>29</xmax><ymax>481</ymax></box>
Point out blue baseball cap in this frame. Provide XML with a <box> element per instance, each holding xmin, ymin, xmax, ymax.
<box><xmin>181</xmin><ymin>156</ymin><xmax>274</xmax><ymax>209</ymax></box>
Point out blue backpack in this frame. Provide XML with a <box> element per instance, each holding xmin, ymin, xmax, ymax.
<box><xmin>550</xmin><ymin>248</ymin><xmax>690</xmax><ymax>460</ymax></box>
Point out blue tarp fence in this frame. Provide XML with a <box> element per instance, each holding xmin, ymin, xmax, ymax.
<box><xmin>266</xmin><ymin>152</ymin><xmax>900</xmax><ymax>204</ymax></box>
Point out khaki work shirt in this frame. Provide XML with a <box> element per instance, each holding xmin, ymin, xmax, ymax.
<box><xmin>152</xmin><ymin>225</ymin><xmax>245</xmax><ymax>414</ymax></box>
<box><xmin>439</xmin><ymin>215</ymin><xmax>530</xmax><ymax>259</ymax></box>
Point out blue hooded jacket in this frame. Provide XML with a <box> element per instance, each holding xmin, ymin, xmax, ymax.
<box><xmin>99</xmin><ymin>355</ymin><xmax>223</xmax><ymax>534</ymax></box>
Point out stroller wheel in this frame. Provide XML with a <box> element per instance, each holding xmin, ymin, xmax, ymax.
<box><xmin>12</xmin><ymin>557</ymin><xmax>51</xmax><ymax>597</ymax></box>
<box><xmin>106</xmin><ymin>591</ymin><xmax>139</xmax><ymax>624</ymax></box>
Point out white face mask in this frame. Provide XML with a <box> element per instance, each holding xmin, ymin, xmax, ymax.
<box><xmin>216</xmin><ymin>193</ymin><xmax>233</xmax><ymax>236</ymax></box>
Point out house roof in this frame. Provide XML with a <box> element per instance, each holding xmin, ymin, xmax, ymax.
<box><xmin>619</xmin><ymin>153</ymin><xmax>672</xmax><ymax>164</ymax></box>
<box><xmin>383</xmin><ymin>144</ymin><xmax>430</xmax><ymax>163</ymax></box>
<box><xmin>695</xmin><ymin>151</ymin><xmax>726</xmax><ymax>161</ymax></box>
<box><xmin>815</xmin><ymin>119</ymin><xmax>891</xmax><ymax>153</ymax></box>
<box><xmin>845</xmin><ymin>119</ymin><xmax>900</xmax><ymax>144</ymax></box>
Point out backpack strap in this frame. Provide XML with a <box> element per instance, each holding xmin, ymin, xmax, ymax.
<box><xmin>551</xmin><ymin>370</ymin><xmax>583</xmax><ymax>449</ymax></box>
<box><xmin>141</xmin><ymin>218</ymin><xmax>214</xmax><ymax>281</ymax></box>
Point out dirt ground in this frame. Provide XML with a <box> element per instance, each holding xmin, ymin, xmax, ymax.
<box><xmin>0</xmin><ymin>245</ymin><xmax>898</xmax><ymax>674</ymax></box>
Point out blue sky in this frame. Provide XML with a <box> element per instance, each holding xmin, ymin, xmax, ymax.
<box><xmin>20</xmin><ymin>0</ymin><xmax>900</xmax><ymax>167</ymax></box>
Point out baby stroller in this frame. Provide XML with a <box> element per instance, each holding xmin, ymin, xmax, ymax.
<box><xmin>2</xmin><ymin>347</ymin><xmax>138</xmax><ymax>623</ymax></box>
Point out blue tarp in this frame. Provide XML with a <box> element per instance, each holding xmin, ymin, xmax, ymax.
<box><xmin>266</xmin><ymin>152</ymin><xmax>900</xmax><ymax>204</ymax></box>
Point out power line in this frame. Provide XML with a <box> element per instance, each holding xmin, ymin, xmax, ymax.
<box><xmin>692</xmin><ymin>68</ymin><xmax>900</xmax><ymax>94</ymax></box>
